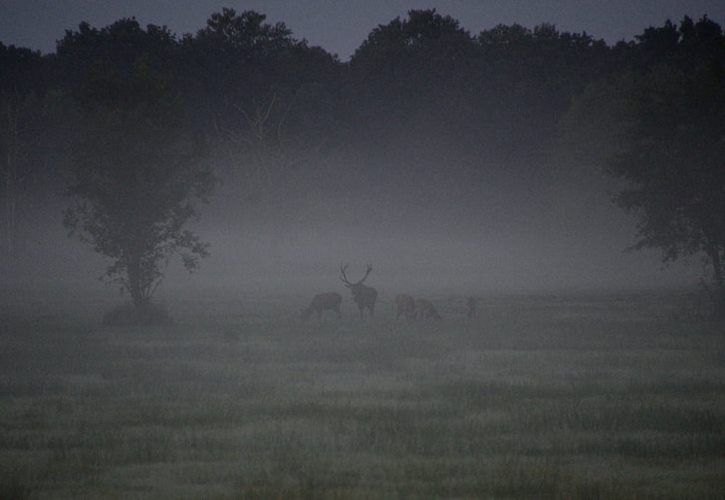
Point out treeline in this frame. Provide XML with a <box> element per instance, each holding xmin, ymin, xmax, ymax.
<box><xmin>1</xmin><ymin>9</ymin><xmax>724</xmax><ymax>312</ymax></box>
<box><xmin>3</xmin><ymin>10</ymin><xmax>721</xmax><ymax>195</ymax></box>
<box><xmin>3</xmin><ymin>10</ymin><xmax>722</xmax><ymax>187</ymax></box>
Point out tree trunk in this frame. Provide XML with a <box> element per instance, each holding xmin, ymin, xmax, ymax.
<box><xmin>127</xmin><ymin>256</ymin><xmax>149</xmax><ymax>311</ymax></box>
<box><xmin>706</xmin><ymin>243</ymin><xmax>725</xmax><ymax>319</ymax></box>
<box><xmin>3</xmin><ymin>100</ymin><xmax>19</xmax><ymax>265</ymax></box>
<box><xmin>4</xmin><ymin>169</ymin><xmax>14</xmax><ymax>261</ymax></box>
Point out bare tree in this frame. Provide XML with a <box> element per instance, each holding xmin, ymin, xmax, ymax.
<box><xmin>301</xmin><ymin>292</ymin><xmax>342</xmax><ymax>321</ymax></box>
<box><xmin>217</xmin><ymin>92</ymin><xmax>329</xmax><ymax>202</ymax></box>
<box><xmin>339</xmin><ymin>264</ymin><xmax>378</xmax><ymax>319</ymax></box>
<box><xmin>216</xmin><ymin>92</ymin><xmax>333</xmax><ymax>266</ymax></box>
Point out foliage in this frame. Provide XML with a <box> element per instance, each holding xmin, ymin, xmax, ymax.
<box><xmin>568</xmin><ymin>16</ymin><xmax>725</xmax><ymax>312</ymax></box>
<box><xmin>348</xmin><ymin>9</ymin><xmax>476</xmax><ymax>143</ymax></box>
<box><xmin>0</xmin><ymin>43</ymin><xmax>50</xmax><ymax>263</ymax></box>
<box><xmin>58</xmin><ymin>19</ymin><xmax>214</xmax><ymax>310</ymax></box>
<box><xmin>346</xmin><ymin>9</ymin><xmax>609</xmax><ymax>169</ymax></box>
<box><xmin>181</xmin><ymin>8</ymin><xmax>339</xmax><ymax>130</ymax></box>
<box><xmin>179</xmin><ymin>9</ymin><xmax>342</xmax><ymax>203</ymax></box>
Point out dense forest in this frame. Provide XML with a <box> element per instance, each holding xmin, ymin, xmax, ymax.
<box><xmin>1</xmin><ymin>9</ymin><xmax>724</xmax><ymax>313</ymax></box>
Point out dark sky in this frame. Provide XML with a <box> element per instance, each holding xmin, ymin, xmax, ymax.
<box><xmin>2</xmin><ymin>0</ymin><xmax>725</xmax><ymax>59</ymax></box>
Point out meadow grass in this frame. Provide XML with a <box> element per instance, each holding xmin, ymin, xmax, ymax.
<box><xmin>0</xmin><ymin>288</ymin><xmax>724</xmax><ymax>498</ymax></box>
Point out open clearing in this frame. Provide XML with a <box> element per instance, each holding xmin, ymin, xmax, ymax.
<box><xmin>1</xmin><ymin>289</ymin><xmax>724</xmax><ymax>498</ymax></box>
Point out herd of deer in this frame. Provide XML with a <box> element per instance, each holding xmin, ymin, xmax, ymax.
<box><xmin>300</xmin><ymin>264</ymin><xmax>478</xmax><ymax>321</ymax></box>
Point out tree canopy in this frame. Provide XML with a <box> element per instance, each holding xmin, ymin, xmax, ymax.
<box><xmin>57</xmin><ymin>18</ymin><xmax>214</xmax><ymax>313</ymax></box>
<box><xmin>566</xmin><ymin>15</ymin><xmax>725</xmax><ymax>312</ymax></box>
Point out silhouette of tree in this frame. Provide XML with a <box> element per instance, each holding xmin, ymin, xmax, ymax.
<box><xmin>349</xmin><ymin>9</ymin><xmax>475</xmax><ymax>136</ymax></box>
<box><xmin>567</xmin><ymin>16</ymin><xmax>725</xmax><ymax>315</ymax></box>
<box><xmin>57</xmin><ymin>19</ymin><xmax>214</xmax><ymax>313</ymax></box>
<box><xmin>181</xmin><ymin>9</ymin><xmax>299</xmax><ymax>130</ymax></box>
<box><xmin>182</xmin><ymin>9</ymin><xmax>342</xmax><ymax>204</ymax></box>
<box><xmin>0</xmin><ymin>43</ymin><xmax>47</xmax><ymax>264</ymax></box>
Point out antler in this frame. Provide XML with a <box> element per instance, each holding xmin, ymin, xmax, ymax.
<box><xmin>340</xmin><ymin>263</ymin><xmax>373</xmax><ymax>285</ymax></box>
<box><xmin>358</xmin><ymin>264</ymin><xmax>373</xmax><ymax>284</ymax></box>
<box><xmin>339</xmin><ymin>263</ymin><xmax>352</xmax><ymax>286</ymax></box>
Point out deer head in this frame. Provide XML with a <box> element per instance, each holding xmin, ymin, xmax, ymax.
<box><xmin>339</xmin><ymin>263</ymin><xmax>372</xmax><ymax>292</ymax></box>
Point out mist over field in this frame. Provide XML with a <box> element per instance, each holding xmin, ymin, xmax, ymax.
<box><xmin>2</xmin><ymin>4</ymin><xmax>725</xmax><ymax>498</ymax></box>
<box><xmin>3</xmin><ymin>152</ymin><xmax>696</xmax><ymax>296</ymax></box>
<box><xmin>2</xmin><ymin>114</ymin><xmax>696</xmax><ymax>296</ymax></box>
<box><xmin>3</xmin><ymin>6</ymin><xmax>718</xmax><ymax>299</ymax></box>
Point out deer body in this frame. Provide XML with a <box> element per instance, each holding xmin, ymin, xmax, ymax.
<box><xmin>301</xmin><ymin>292</ymin><xmax>342</xmax><ymax>321</ymax></box>
<box><xmin>395</xmin><ymin>294</ymin><xmax>416</xmax><ymax>320</ymax></box>
<box><xmin>466</xmin><ymin>296</ymin><xmax>477</xmax><ymax>319</ymax></box>
<box><xmin>340</xmin><ymin>264</ymin><xmax>377</xmax><ymax>319</ymax></box>
<box><xmin>415</xmin><ymin>298</ymin><xmax>441</xmax><ymax>320</ymax></box>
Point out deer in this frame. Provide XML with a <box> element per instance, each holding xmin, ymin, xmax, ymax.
<box><xmin>466</xmin><ymin>296</ymin><xmax>478</xmax><ymax>319</ymax></box>
<box><xmin>415</xmin><ymin>298</ymin><xmax>441</xmax><ymax>320</ymax></box>
<box><xmin>301</xmin><ymin>292</ymin><xmax>342</xmax><ymax>321</ymax></box>
<box><xmin>395</xmin><ymin>294</ymin><xmax>416</xmax><ymax>320</ymax></box>
<box><xmin>339</xmin><ymin>264</ymin><xmax>378</xmax><ymax>319</ymax></box>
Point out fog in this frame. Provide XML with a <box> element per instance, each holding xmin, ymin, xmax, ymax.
<box><xmin>3</xmin><ymin>148</ymin><xmax>696</xmax><ymax>298</ymax></box>
<box><xmin>1</xmin><ymin>9</ymin><xmax>712</xmax><ymax>301</ymax></box>
<box><xmin>3</xmin><ymin>10</ymin><xmax>724</xmax><ymax>498</ymax></box>
<box><xmin>2</xmin><ymin>119</ymin><xmax>699</xmax><ymax>299</ymax></box>
<box><xmin>192</xmin><ymin>171</ymin><xmax>695</xmax><ymax>294</ymax></box>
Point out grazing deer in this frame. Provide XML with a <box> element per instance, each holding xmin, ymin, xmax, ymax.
<box><xmin>395</xmin><ymin>294</ymin><xmax>416</xmax><ymax>320</ymax></box>
<box><xmin>415</xmin><ymin>298</ymin><xmax>441</xmax><ymax>320</ymax></box>
<box><xmin>339</xmin><ymin>264</ymin><xmax>377</xmax><ymax>319</ymax></box>
<box><xmin>301</xmin><ymin>292</ymin><xmax>342</xmax><ymax>321</ymax></box>
<box><xmin>466</xmin><ymin>296</ymin><xmax>477</xmax><ymax>319</ymax></box>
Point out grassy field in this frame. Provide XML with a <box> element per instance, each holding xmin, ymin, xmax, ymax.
<box><xmin>1</xmin><ymin>288</ymin><xmax>724</xmax><ymax>499</ymax></box>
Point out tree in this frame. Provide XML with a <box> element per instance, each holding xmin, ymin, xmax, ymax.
<box><xmin>184</xmin><ymin>9</ymin><xmax>342</xmax><ymax>204</ymax></box>
<box><xmin>566</xmin><ymin>16</ymin><xmax>725</xmax><ymax>315</ymax></box>
<box><xmin>180</xmin><ymin>8</ymin><xmax>299</xmax><ymax>131</ymax></box>
<box><xmin>0</xmin><ymin>43</ymin><xmax>46</xmax><ymax>265</ymax></box>
<box><xmin>58</xmin><ymin>19</ymin><xmax>214</xmax><ymax>314</ymax></box>
<box><xmin>349</xmin><ymin>9</ymin><xmax>475</xmax><ymax>130</ymax></box>
<box><xmin>0</xmin><ymin>91</ymin><xmax>34</xmax><ymax>262</ymax></box>
<box><xmin>346</xmin><ymin>10</ymin><xmax>609</xmax><ymax>173</ymax></box>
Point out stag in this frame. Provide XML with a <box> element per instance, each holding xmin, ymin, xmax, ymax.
<box><xmin>339</xmin><ymin>264</ymin><xmax>377</xmax><ymax>319</ymax></box>
<box><xmin>301</xmin><ymin>292</ymin><xmax>342</xmax><ymax>321</ymax></box>
<box><xmin>395</xmin><ymin>294</ymin><xmax>416</xmax><ymax>320</ymax></box>
<box><xmin>415</xmin><ymin>298</ymin><xmax>441</xmax><ymax>320</ymax></box>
